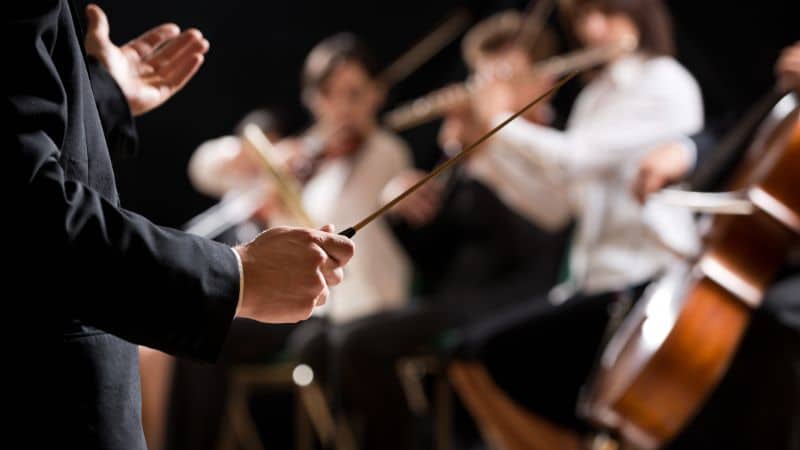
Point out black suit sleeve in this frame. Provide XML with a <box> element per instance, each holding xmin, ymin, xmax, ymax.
<box><xmin>87</xmin><ymin>56</ymin><xmax>139</xmax><ymax>161</ymax></box>
<box><xmin>5</xmin><ymin>2</ymin><xmax>239</xmax><ymax>361</ymax></box>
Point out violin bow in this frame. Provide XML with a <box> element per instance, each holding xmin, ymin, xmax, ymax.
<box><xmin>241</xmin><ymin>124</ymin><xmax>317</xmax><ymax>228</ymax></box>
<box><xmin>377</xmin><ymin>8</ymin><xmax>473</xmax><ymax>88</ymax></box>
<box><xmin>339</xmin><ymin>71</ymin><xmax>578</xmax><ymax>238</ymax></box>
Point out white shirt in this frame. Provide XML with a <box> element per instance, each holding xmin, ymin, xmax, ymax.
<box><xmin>297</xmin><ymin>129</ymin><xmax>414</xmax><ymax>322</ymax></box>
<box><xmin>473</xmin><ymin>54</ymin><xmax>704</xmax><ymax>295</ymax></box>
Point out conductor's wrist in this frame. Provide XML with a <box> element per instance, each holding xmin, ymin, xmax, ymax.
<box><xmin>231</xmin><ymin>246</ymin><xmax>246</xmax><ymax>317</ymax></box>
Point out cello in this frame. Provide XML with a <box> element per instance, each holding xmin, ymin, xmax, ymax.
<box><xmin>580</xmin><ymin>94</ymin><xmax>800</xmax><ymax>449</ymax></box>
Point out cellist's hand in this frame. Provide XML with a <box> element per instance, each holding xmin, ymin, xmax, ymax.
<box><xmin>84</xmin><ymin>4</ymin><xmax>209</xmax><ymax>116</ymax></box>
<box><xmin>776</xmin><ymin>41</ymin><xmax>800</xmax><ymax>95</ymax></box>
<box><xmin>632</xmin><ymin>142</ymin><xmax>694</xmax><ymax>203</ymax></box>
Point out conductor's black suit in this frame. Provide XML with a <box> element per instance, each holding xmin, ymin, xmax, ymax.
<box><xmin>5</xmin><ymin>2</ymin><xmax>240</xmax><ymax>449</ymax></box>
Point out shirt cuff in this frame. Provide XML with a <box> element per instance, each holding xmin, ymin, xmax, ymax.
<box><xmin>230</xmin><ymin>247</ymin><xmax>244</xmax><ymax>317</ymax></box>
<box><xmin>678</xmin><ymin>136</ymin><xmax>697</xmax><ymax>170</ymax></box>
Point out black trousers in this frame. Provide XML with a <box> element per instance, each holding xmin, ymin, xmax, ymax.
<box><xmin>327</xmin><ymin>304</ymin><xmax>460</xmax><ymax>450</ymax></box>
<box><xmin>455</xmin><ymin>287</ymin><xmax>639</xmax><ymax>433</ymax></box>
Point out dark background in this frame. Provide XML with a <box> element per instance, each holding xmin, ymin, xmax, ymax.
<box><xmin>91</xmin><ymin>0</ymin><xmax>798</xmax><ymax>228</ymax></box>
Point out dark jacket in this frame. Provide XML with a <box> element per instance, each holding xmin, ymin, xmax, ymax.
<box><xmin>392</xmin><ymin>171</ymin><xmax>571</xmax><ymax>319</ymax></box>
<box><xmin>4</xmin><ymin>2</ymin><xmax>239</xmax><ymax>448</ymax></box>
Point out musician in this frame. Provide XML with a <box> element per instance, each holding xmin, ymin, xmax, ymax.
<box><xmin>451</xmin><ymin>0</ymin><xmax>704</xmax><ymax>435</ymax></box>
<box><xmin>322</xmin><ymin>13</ymin><xmax>574</xmax><ymax>450</ymax></box>
<box><xmin>8</xmin><ymin>2</ymin><xmax>354</xmax><ymax>448</ymax></box>
<box><xmin>631</xmin><ymin>42</ymin><xmax>799</xmax><ymax>450</ymax></box>
<box><xmin>164</xmin><ymin>33</ymin><xmax>414</xmax><ymax>450</ymax></box>
<box><xmin>189</xmin><ymin>33</ymin><xmax>413</xmax><ymax>323</ymax></box>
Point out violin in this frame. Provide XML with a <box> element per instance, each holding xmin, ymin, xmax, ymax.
<box><xmin>184</xmin><ymin>9</ymin><xmax>472</xmax><ymax>238</ymax></box>
<box><xmin>290</xmin><ymin>125</ymin><xmax>366</xmax><ymax>183</ymax></box>
<box><xmin>580</xmin><ymin>95</ymin><xmax>800</xmax><ymax>449</ymax></box>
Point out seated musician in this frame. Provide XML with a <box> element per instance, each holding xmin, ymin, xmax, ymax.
<box><xmin>327</xmin><ymin>12</ymin><xmax>575</xmax><ymax>450</ymax></box>
<box><xmin>165</xmin><ymin>33</ymin><xmax>415</xmax><ymax>450</ymax></box>
<box><xmin>631</xmin><ymin>41</ymin><xmax>799</xmax><ymax>450</ymax></box>
<box><xmin>449</xmin><ymin>0</ymin><xmax>705</xmax><ymax>437</ymax></box>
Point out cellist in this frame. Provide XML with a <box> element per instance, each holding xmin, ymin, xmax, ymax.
<box><xmin>631</xmin><ymin>41</ymin><xmax>799</xmax><ymax>450</ymax></box>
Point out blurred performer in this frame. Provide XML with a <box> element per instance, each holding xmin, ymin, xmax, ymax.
<box><xmin>190</xmin><ymin>33</ymin><xmax>412</xmax><ymax>322</ymax></box>
<box><xmin>167</xmin><ymin>33</ymin><xmax>414</xmax><ymax>450</ymax></box>
<box><xmin>10</xmin><ymin>2</ymin><xmax>353</xmax><ymax>449</ymax></box>
<box><xmin>329</xmin><ymin>12</ymin><xmax>573</xmax><ymax>450</ymax></box>
<box><xmin>451</xmin><ymin>0</ymin><xmax>704</xmax><ymax>436</ymax></box>
<box><xmin>632</xmin><ymin>42</ymin><xmax>799</xmax><ymax>450</ymax></box>
<box><xmin>290</xmin><ymin>33</ymin><xmax>413</xmax><ymax>321</ymax></box>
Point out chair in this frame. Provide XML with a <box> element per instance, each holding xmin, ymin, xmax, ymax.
<box><xmin>396</xmin><ymin>355</ymin><xmax>454</xmax><ymax>450</ymax></box>
<box><xmin>448</xmin><ymin>361</ymin><xmax>585</xmax><ymax>450</ymax></box>
<box><xmin>217</xmin><ymin>362</ymin><xmax>359</xmax><ymax>450</ymax></box>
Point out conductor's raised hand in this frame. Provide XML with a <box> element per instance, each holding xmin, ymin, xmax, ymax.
<box><xmin>84</xmin><ymin>4</ymin><xmax>210</xmax><ymax>116</ymax></box>
<box><xmin>234</xmin><ymin>225</ymin><xmax>354</xmax><ymax>323</ymax></box>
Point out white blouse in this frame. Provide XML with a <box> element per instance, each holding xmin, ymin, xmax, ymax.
<box><xmin>470</xmin><ymin>54</ymin><xmax>705</xmax><ymax>295</ymax></box>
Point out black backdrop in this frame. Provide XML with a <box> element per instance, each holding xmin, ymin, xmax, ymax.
<box><xmin>91</xmin><ymin>0</ymin><xmax>798</xmax><ymax>228</ymax></box>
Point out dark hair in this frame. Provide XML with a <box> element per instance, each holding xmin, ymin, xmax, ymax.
<box><xmin>301</xmin><ymin>32</ymin><xmax>378</xmax><ymax>96</ymax></box>
<box><xmin>562</xmin><ymin>0</ymin><xmax>675</xmax><ymax>56</ymax></box>
<box><xmin>233</xmin><ymin>108</ymin><xmax>283</xmax><ymax>138</ymax></box>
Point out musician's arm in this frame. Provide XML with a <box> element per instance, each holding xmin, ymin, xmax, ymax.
<box><xmin>487</xmin><ymin>59</ymin><xmax>704</xmax><ymax>177</ymax></box>
<box><xmin>466</xmin><ymin>139</ymin><xmax>573</xmax><ymax>231</ymax></box>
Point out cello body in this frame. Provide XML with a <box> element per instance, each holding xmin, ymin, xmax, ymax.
<box><xmin>580</xmin><ymin>102</ymin><xmax>800</xmax><ymax>449</ymax></box>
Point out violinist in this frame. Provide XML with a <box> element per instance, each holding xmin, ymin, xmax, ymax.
<box><xmin>189</xmin><ymin>33</ymin><xmax>413</xmax><ymax>322</ymax></box>
<box><xmin>631</xmin><ymin>42</ymin><xmax>799</xmax><ymax>450</ymax></box>
<box><xmin>167</xmin><ymin>33</ymin><xmax>414</xmax><ymax>450</ymax></box>
<box><xmin>327</xmin><ymin>12</ymin><xmax>573</xmax><ymax>450</ymax></box>
<box><xmin>449</xmin><ymin>0</ymin><xmax>705</xmax><ymax>437</ymax></box>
